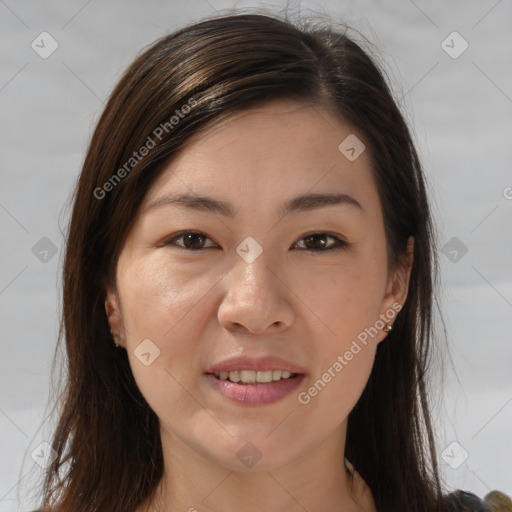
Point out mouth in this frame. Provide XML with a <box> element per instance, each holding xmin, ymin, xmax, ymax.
<box><xmin>204</xmin><ymin>355</ymin><xmax>306</xmax><ymax>405</ymax></box>
<box><xmin>204</xmin><ymin>370</ymin><xmax>305</xmax><ymax>406</ymax></box>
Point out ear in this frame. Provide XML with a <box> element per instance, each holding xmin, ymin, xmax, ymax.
<box><xmin>376</xmin><ymin>236</ymin><xmax>414</xmax><ymax>344</ymax></box>
<box><xmin>104</xmin><ymin>286</ymin><xmax>125</xmax><ymax>348</ymax></box>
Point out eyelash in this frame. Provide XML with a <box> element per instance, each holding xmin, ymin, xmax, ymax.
<box><xmin>163</xmin><ymin>230</ymin><xmax>348</xmax><ymax>254</ymax></box>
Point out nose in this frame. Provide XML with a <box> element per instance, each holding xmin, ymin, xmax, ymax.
<box><xmin>217</xmin><ymin>248</ymin><xmax>295</xmax><ymax>335</ymax></box>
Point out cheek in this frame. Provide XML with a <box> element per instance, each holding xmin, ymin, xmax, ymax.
<box><xmin>118</xmin><ymin>255</ymin><xmax>217</xmax><ymax>339</ymax></box>
<box><xmin>117</xmin><ymin>256</ymin><xmax>216</xmax><ymax>399</ymax></box>
<box><xmin>299</xmin><ymin>258</ymin><xmax>387</xmax><ymax>343</ymax></box>
<box><xmin>299</xmin><ymin>281</ymin><xmax>379</xmax><ymax>427</ymax></box>
<box><xmin>296</xmin><ymin>256</ymin><xmax>386</xmax><ymax>409</ymax></box>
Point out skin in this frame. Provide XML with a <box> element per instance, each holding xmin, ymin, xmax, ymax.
<box><xmin>105</xmin><ymin>99</ymin><xmax>414</xmax><ymax>512</ymax></box>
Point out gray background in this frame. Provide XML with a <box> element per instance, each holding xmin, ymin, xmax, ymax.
<box><xmin>1</xmin><ymin>0</ymin><xmax>511</xmax><ymax>510</ymax></box>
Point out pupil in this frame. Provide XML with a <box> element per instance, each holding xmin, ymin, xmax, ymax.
<box><xmin>305</xmin><ymin>234</ymin><xmax>327</xmax><ymax>250</ymax></box>
<box><xmin>184</xmin><ymin>233</ymin><xmax>203</xmax><ymax>249</ymax></box>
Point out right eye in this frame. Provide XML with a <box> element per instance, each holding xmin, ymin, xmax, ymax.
<box><xmin>163</xmin><ymin>231</ymin><xmax>217</xmax><ymax>251</ymax></box>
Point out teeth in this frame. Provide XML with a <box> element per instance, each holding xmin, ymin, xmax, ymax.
<box><xmin>229</xmin><ymin>371</ymin><xmax>240</xmax><ymax>382</ymax></box>
<box><xmin>214</xmin><ymin>369</ymin><xmax>295</xmax><ymax>384</ymax></box>
<box><xmin>240</xmin><ymin>369</ymin><xmax>256</xmax><ymax>383</ymax></box>
<box><xmin>257</xmin><ymin>370</ymin><xmax>273</xmax><ymax>383</ymax></box>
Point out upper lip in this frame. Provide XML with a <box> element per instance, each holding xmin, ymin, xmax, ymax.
<box><xmin>206</xmin><ymin>355</ymin><xmax>306</xmax><ymax>374</ymax></box>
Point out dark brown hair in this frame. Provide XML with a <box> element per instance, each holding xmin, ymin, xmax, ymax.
<box><xmin>35</xmin><ymin>10</ymin><xmax>448</xmax><ymax>512</ymax></box>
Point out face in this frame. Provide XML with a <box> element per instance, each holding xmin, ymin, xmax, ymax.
<box><xmin>106</xmin><ymin>99</ymin><xmax>413</xmax><ymax>473</ymax></box>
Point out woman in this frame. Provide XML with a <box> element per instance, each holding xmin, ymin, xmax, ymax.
<box><xmin>33</xmin><ymin>11</ymin><xmax>510</xmax><ymax>512</ymax></box>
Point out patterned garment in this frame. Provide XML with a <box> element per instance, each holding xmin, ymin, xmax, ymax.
<box><xmin>443</xmin><ymin>490</ymin><xmax>512</xmax><ymax>512</ymax></box>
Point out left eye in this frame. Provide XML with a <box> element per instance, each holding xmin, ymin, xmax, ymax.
<box><xmin>164</xmin><ymin>231</ymin><xmax>347</xmax><ymax>253</ymax></box>
<box><xmin>293</xmin><ymin>233</ymin><xmax>347</xmax><ymax>252</ymax></box>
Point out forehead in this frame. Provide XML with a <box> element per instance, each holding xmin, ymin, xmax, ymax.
<box><xmin>140</xmin><ymin>99</ymin><xmax>379</xmax><ymax>215</ymax></box>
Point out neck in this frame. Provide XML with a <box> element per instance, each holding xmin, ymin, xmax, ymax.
<box><xmin>140</xmin><ymin>422</ymin><xmax>376</xmax><ymax>512</ymax></box>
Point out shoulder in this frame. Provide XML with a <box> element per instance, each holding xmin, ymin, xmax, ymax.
<box><xmin>443</xmin><ymin>489</ymin><xmax>512</xmax><ymax>512</ymax></box>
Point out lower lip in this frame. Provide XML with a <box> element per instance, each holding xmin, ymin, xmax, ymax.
<box><xmin>205</xmin><ymin>373</ymin><xmax>305</xmax><ymax>406</ymax></box>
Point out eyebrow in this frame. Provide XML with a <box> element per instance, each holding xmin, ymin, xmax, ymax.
<box><xmin>145</xmin><ymin>191</ymin><xmax>364</xmax><ymax>217</ymax></box>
